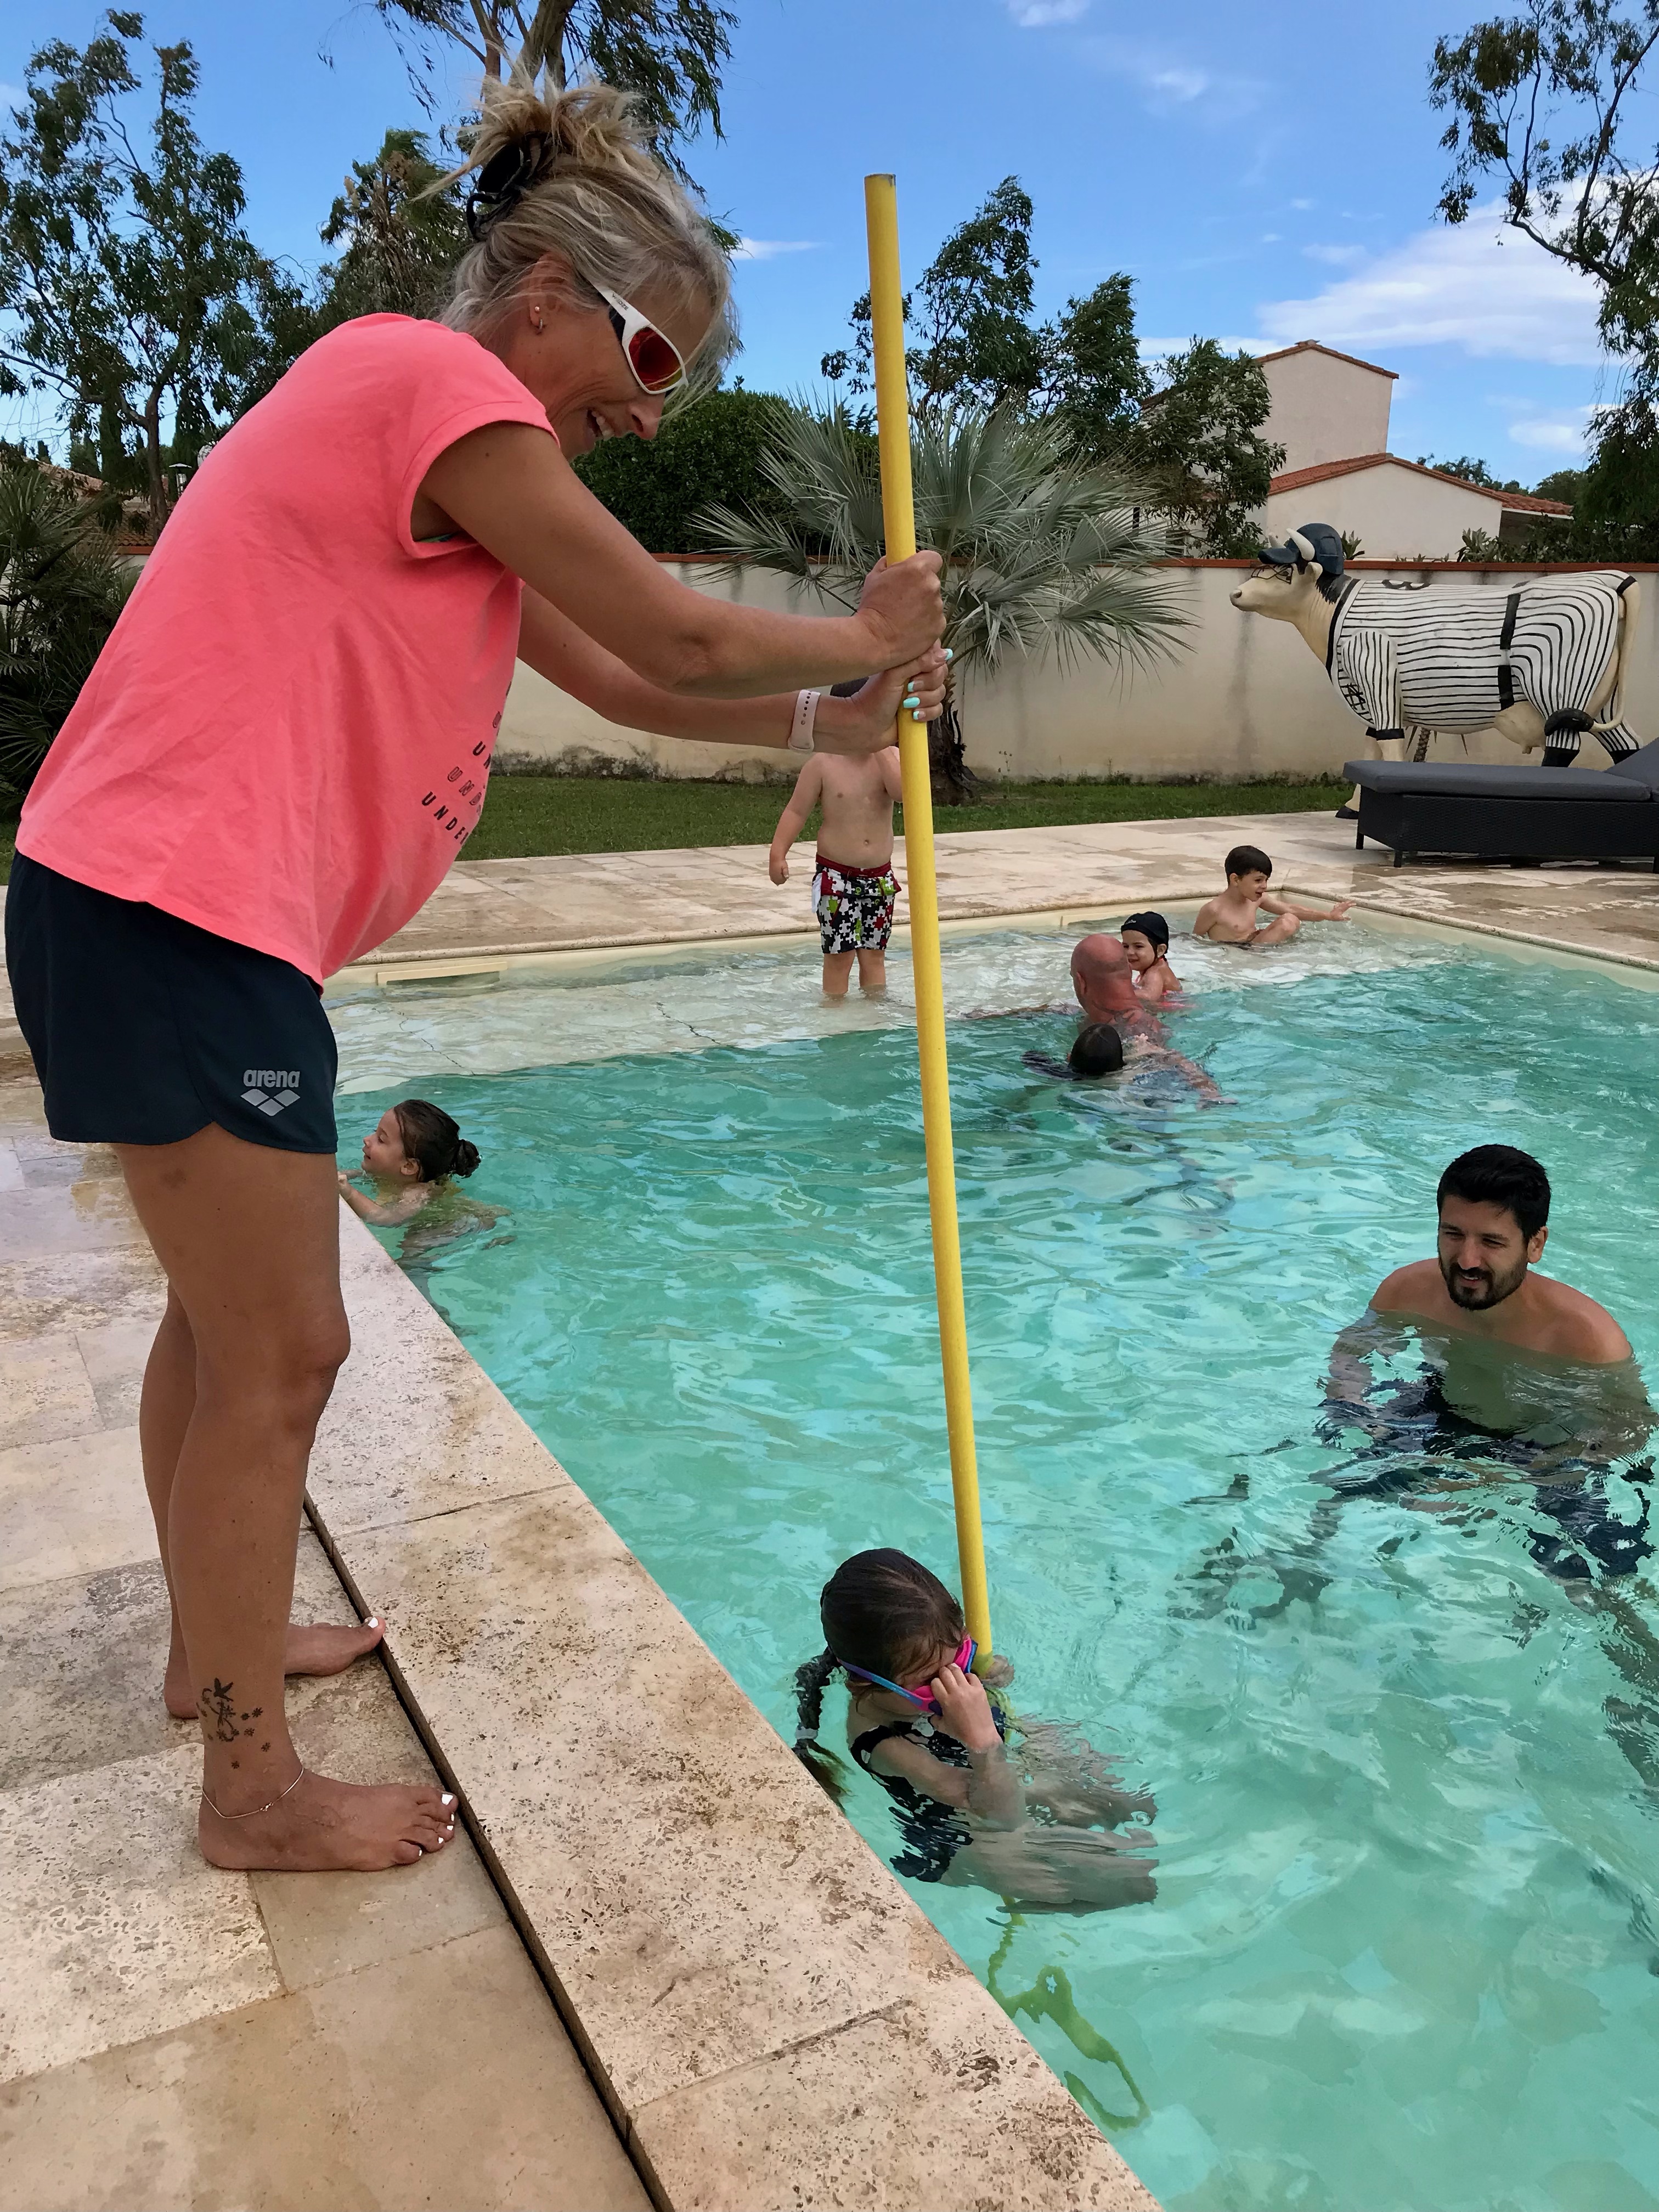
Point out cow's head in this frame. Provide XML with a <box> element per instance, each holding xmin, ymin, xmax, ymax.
<box><xmin>1231</xmin><ymin>523</ymin><xmax>1346</xmax><ymax>617</ymax></box>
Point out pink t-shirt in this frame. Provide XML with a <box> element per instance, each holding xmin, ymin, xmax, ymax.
<box><xmin>19</xmin><ymin>315</ymin><xmax>554</xmax><ymax>980</ymax></box>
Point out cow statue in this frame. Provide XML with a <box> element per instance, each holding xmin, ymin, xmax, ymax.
<box><xmin>1231</xmin><ymin>522</ymin><xmax>1645</xmax><ymax>809</ymax></box>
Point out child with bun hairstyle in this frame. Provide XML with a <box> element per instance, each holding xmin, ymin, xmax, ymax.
<box><xmin>794</xmin><ymin>1549</ymin><xmax>1158</xmax><ymax>1910</ymax></box>
<box><xmin>338</xmin><ymin>1099</ymin><xmax>484</xmax><ymax>1232</ymax></box>
<box><xmin>1119</xmin><ymin>911</ymin><xmax>1182</xmax><ymax>1004</ymax></box>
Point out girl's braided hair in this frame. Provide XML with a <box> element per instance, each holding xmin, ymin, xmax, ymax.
<box><xmin>792</xmin><ymin>1549</ymin><xmax>964</xmax><ymax>1804</ymax></box>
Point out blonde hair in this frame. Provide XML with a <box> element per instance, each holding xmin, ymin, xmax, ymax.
<box><xmin>441</xmin><ymin>75</ymin><xmax>736</xmax><ymax>396</ymax></box>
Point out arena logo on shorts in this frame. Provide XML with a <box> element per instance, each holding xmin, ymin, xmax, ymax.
<box><xmin>242</xmin><ymin>1070</ymin><xmax>301</xmax><ymax>1116</ymax></box>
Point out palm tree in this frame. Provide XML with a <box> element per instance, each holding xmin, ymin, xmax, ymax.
<box><xmin>694</xmin><ymin>401</ymin><xmax>1189</xmax><ymax>798</ymax></box>
<box><xmin>0</xmin><ymin>464</ymin><xmax>135</xmax><ymax>806</ymax></box>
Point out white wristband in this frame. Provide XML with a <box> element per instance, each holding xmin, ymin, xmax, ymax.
<box><xmin>788</xmin><ymin>689</ymin><xmax>821</xmax><ymax>753</ymax></box>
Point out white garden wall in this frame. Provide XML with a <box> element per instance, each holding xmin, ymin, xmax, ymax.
<box><xmin>498</xmin><ymin>558</ymin><xmax>1659</xmax><ymax>784</ymax></box>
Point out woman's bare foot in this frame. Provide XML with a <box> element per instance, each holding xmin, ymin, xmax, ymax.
<box><xmin>165</xmin><ymin>1618</ymin><xmax>384</xmax><ymax>1719</ymax></box>
<box><xmin>199</xmin><ymin>1767</ymin><xmax>456</xmax><ymax>1870</ymax></box>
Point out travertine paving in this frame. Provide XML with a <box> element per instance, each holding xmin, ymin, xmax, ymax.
<box><xmin>0</xmin><ymin>1093</ymin><xmax>648</xmax><ymax>2212</ymax></box>
<box><xmin>340</xmin><ymin>805</ymin><xmax>1659</xmax><ymax>979</ymax></box>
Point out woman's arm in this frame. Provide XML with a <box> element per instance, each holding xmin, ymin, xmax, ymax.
<box><xmin>422</xmin><ymin>424</ymin><xmax>943</xmax><ymax>697</ymax></box>
<box><xmin>516</xmin><ymin>589</ymin><xmax>946</xmax><ymax>754</ymax></box>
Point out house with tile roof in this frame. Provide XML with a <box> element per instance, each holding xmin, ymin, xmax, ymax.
<box><xmin>1254</xmin><ymin>341</ymin><xmax>1571</xmax><ymax>558</ymax></box>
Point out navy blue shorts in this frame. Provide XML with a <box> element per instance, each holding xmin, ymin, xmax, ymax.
<box><xmin>6</xmin><ymin>852</ymin><xmax>337</xmax><ymax>1153</ymax></box>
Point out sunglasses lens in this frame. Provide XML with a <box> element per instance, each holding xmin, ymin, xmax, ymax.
<box><xmin>629</xmin><ymin>324</ymin><xmax>684</xmax><ymax>393</ymax></box>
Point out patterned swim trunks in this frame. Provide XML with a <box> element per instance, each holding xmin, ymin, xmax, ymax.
<box><xmin>811</xmin><ymin>855</ymin><xmax>899</xmax><ymax>955</ymax></box>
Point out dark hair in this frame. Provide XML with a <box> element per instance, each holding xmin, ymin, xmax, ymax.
<box><xmin>793</xmin><ymin>1549</ymin><xmax>964</xmax><ymax>1801</ymax></box>
<box><xmin>393</xmin><ymin>1099</ymin><xmax>481</xmax><ymax>1183</ymax></box>
<box><xmin>1224</xmin><ymin>844</ymin><xmax>1272</xmax><ymax>881</ymax></box>
<box><xmin>1068</xmin><ymin>1023</ymin><xmax>1125</xmax><ymax>1079</ymax></box>
<box><xmin>1436</xmin><ymin>1144</ymin><xmax>1551</xmax><ymax>1241</ymax></box>
<box><xmin>1120</xmin><ymin>910</ymin><xmax>1170</xmax><ymax>953</ymax></box>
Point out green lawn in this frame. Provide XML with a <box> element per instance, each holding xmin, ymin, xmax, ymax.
<box><xmin>0</xmin><ymin>775</ymin><xmax>1346</xmax><ymax>883</ymax></box>
<box><xmin>462</xmin><ymin>774</ymin><xmax>1348</xmax><ymax>861</ymax></box>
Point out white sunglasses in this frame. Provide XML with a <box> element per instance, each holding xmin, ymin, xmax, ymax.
<box><xmin>591</xmin><ymin>282</ymin><xmax>687</xmax><ymax>396</ymax></box>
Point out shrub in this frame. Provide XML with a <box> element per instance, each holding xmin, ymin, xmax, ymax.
<box><xmin>573</xmin><ymin>388</ymin><xmax>798</xmax><ymax>554</ymax></box>
<box><xmin>0</xmin><ymin>464</ymin><xmax>135</xmax><ymax>806</ymax></box>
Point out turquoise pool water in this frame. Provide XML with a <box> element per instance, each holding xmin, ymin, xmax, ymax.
<box><xmin>352</xmin><ymin>927</ymin><xmax>1659</xmax><ymax>2212</ymax></box>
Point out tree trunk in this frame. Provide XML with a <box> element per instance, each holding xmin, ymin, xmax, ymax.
<box><xmin>927</xmin><ymin>670</ymin><xmax>977</xmax><ymax>805</ymax></box>
<box><xmin>143</xmin><ymin>388</ymin><xmax>170</xmax><ymax>536</ymax></box>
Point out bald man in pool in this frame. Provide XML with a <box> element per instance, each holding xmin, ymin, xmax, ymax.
<box><xmin>969</xmin><ymin>934</ymin><xmax>1226</xmax><ymax>1103</ymax></box>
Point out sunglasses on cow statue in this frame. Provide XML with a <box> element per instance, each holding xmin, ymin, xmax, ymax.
<box><xmin>592</xmin><ymin>281</ymin><xmax>687</xmax><ymax>396</ymax></box>
<box><xmin>842</xmin><ymin>1638</ymin><xmax>978</xmax><ymax>1717</ymax></box>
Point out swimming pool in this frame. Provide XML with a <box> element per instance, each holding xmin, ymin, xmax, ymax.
<box><xmin>345</xmin><ymin>924</ymin><xmax>1659</xmax><ymax>2212</ymax></box>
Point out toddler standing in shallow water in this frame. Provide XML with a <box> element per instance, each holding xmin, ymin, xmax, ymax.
<box><xmin>770</xmin><ymin>746</ymin><xmax>905</xmax><ymax>997</ymax></box>
<box><xmin>794</xmin><ymin>1549</ymin><xmax>1157</xmax><ymax>1910</ymax></box>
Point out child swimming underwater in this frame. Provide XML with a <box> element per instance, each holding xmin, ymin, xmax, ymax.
<box><xmin>1022</xmin><ymin>1024</ymin><xmax>1126</xmax><ymax>1082</ymax></box>
<box><xmin>338</xmin><ymin>1099</ymin><xmax>496</xmax><ymax>1256</ymax></box>
<box><xmin>794</xmin><ymin>1549</ymin><xmax>1157</xmax><ymax>1910</ymax></box>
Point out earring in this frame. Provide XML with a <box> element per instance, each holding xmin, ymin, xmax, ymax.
<box><xmin>530</xmin><ymin>306</ymin><xmax>544</xmax><ymax>332</ymax></box>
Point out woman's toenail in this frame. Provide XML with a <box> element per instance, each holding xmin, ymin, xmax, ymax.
<box><xmin>442</xmin><ymin>1793</ymin><xmax>455</xmax><ymax>1806</ymax></box>
<box><xmin>366</xmin><ymin>1617</ymin><xmax>379</xmax><ymax>1628</ymax></box>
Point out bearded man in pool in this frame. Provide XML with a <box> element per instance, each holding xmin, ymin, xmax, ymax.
<box><xmin>1322</xmin><ymin>1144</ymin><xmax>1652</xmax><ymax>1588</ymax></box>
<box><xmin>1363</xmin><ymin>1144</ymin><xmax>1629</xmax><ymax>1365</ymax></box>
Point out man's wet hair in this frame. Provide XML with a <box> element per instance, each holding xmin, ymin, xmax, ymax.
<box><xmin>1437</xmin><ymin>1144</ymin><xmax>1551</xmax><ymax>1241</ymax></box>
<box><xmin>1224</xmin><ymin>844</ymin><xmax>1272</xmax><ymax>881</ymax></box>
<box><xmin>1069</xmin><ymin>1024</ymin><xmax>1125</xmax><ymax>1078</ymax></box>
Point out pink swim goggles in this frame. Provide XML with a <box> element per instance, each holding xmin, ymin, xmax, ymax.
<box><xmin>842</xmin><ymin>1637</ymin><xmax>977</xmax><ymax>1716</ymax></box>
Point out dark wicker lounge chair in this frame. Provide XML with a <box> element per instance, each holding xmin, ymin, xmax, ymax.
<box><xmin>1344</xmin><ymin>738</ymin><xmax>1659</xmax><ymax>868</ymax></box>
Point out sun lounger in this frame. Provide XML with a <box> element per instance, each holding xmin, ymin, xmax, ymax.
<box><xmin>1344</xmin><ymin>740</ymin><xmax>1659</xmax><ymax>868</ymax></box>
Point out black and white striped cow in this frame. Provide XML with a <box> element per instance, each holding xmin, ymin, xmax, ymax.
<box><xmin>1231</xmin><ymin>523</ymin><xmax>1645</xmax><ymax>769</ymax></box>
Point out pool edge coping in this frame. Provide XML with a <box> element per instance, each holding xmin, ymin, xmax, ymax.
<box><xmin>302</xmin><ymin>1214</ymin><xmax>1162</xmax><ymax>2212</ymax></box>
<box><xmin>325</xmin><ymin>879</ymin><xmax>1659</xmax><ymax>1013</ymax></box>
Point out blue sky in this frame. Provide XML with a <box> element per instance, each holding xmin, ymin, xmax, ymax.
<box><xmin>2</xmin><ymin>0</ymin><xmax>1619</xmax><ymax>483</ymax></box>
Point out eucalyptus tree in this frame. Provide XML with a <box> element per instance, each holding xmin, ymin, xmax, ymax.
<box><xmin>1429</xmin><ymin>1</ymin><xmax>1659</xmax><ymax>538</ymax></box>
<box><xmin>695</xmin><ymin>402</ymin><xmax>1188</xmax><ymax>798</ymax></box>
<box><xmin>0</xmin><ymin>13</ymin><xmax>271</xmax><ymax>527</ymax></box>
<box><xmin>1430</xmin><ymin>0</ymin><xmax>1659</xmax><ymax>374</ymax></box>
<box><xmin>363</xmin><ymin>0</ymin><xmax>736</xmax><ymax>176</ymax></box>
<box><xmin>822</xmin><ymin>178</ymin><xmax>1047</xmax><ymax>413</ymax></box>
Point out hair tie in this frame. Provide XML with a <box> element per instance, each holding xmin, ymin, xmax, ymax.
<box><xmin>466</xmin><ymin>134</ymin><xmax>548</xmax><ymax>240</ymax></box>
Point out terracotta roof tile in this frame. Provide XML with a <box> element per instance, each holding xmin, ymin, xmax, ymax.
<box><xmin>1267</xmin><ymin>451</ymin><xmax>1572</xmax><ymax>514</ymax></box>
<box><xmin>1256</xmin><ymin>339</ymin><xmax>1398</xmax><ymax>379</ymax></box>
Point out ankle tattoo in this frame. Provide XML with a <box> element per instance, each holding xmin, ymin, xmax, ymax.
<box><xmin>198</xmin><ymin>1679</ymin><xmax>273</xmax><ymax>1765</ymax></box>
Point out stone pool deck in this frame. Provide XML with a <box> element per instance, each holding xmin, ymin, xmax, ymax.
<box><xmin>343</xmin><ymin>804</ymin><xmax>1659</xmax><ymax>983</ymax></box>
<box><xmin>3</xmin><ymin>805</ymin><xmax>1655</xmax><ymax>2212</ymax></box>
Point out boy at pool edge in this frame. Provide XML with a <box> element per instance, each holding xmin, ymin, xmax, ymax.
<box><xmin>1194</xmin><ymin>842</ymin><xmax>1353</xmax><ymax>946</ymax></box>
<box><xmin>769</xmin><ymin>729</ymin><xmax>905</xmax><ymax>998</ymax></box>
<box><xmin>794</xmin><ymin>1549</ymin><xmax>1158</xmax><ymax>1910</ymax></box>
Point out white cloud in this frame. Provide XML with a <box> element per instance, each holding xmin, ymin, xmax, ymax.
<box><xmin>731</xmin><ymin>238</ymin><xmax>819</xmax><ymax>262</ymax></box>
<box><xmin>1508</xmin><ymin>411</ymin><xmax>1593</xmax><ymax>454</ymax></box>
<box><xmin>1079</xmin><ymin>37</ymin><xmax>1266</xmax><ymax>120</ymax></box>
<box><xmin>1007</xmin><ymin>0</ymin><xmax>1089</xmax><ymax>22</ymax></box>
<box><xmin>1302</xmin><ymin>242</ymin><xmax>1365</xmax><ymax>267</ymax></box>
<box><xmin>1138</xmin><ymin>335</ymin><xmax>1274</xmax><ymax>360</ymax></box>
<box><xmin>1257</xmin><ymin>200</ymin><xmax>1606</xmax><ymax>365</ymax></box>
<box><xmin>1289</xmin><ymin>197</ymin><xmax>1314</xmax><ymax>211</ymax></box>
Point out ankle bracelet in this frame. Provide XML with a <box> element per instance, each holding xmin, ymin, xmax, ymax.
<box><xmin>201</xmin><ymin>1764</ymin><xmax>306</xmax><ymax>1820</ymax></box>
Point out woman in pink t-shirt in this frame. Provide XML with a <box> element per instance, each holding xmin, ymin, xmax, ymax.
<box><xmin>5</xmin><ymin>77</ymin><xmax>945</xmax><ymax>1876</ymax></box>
